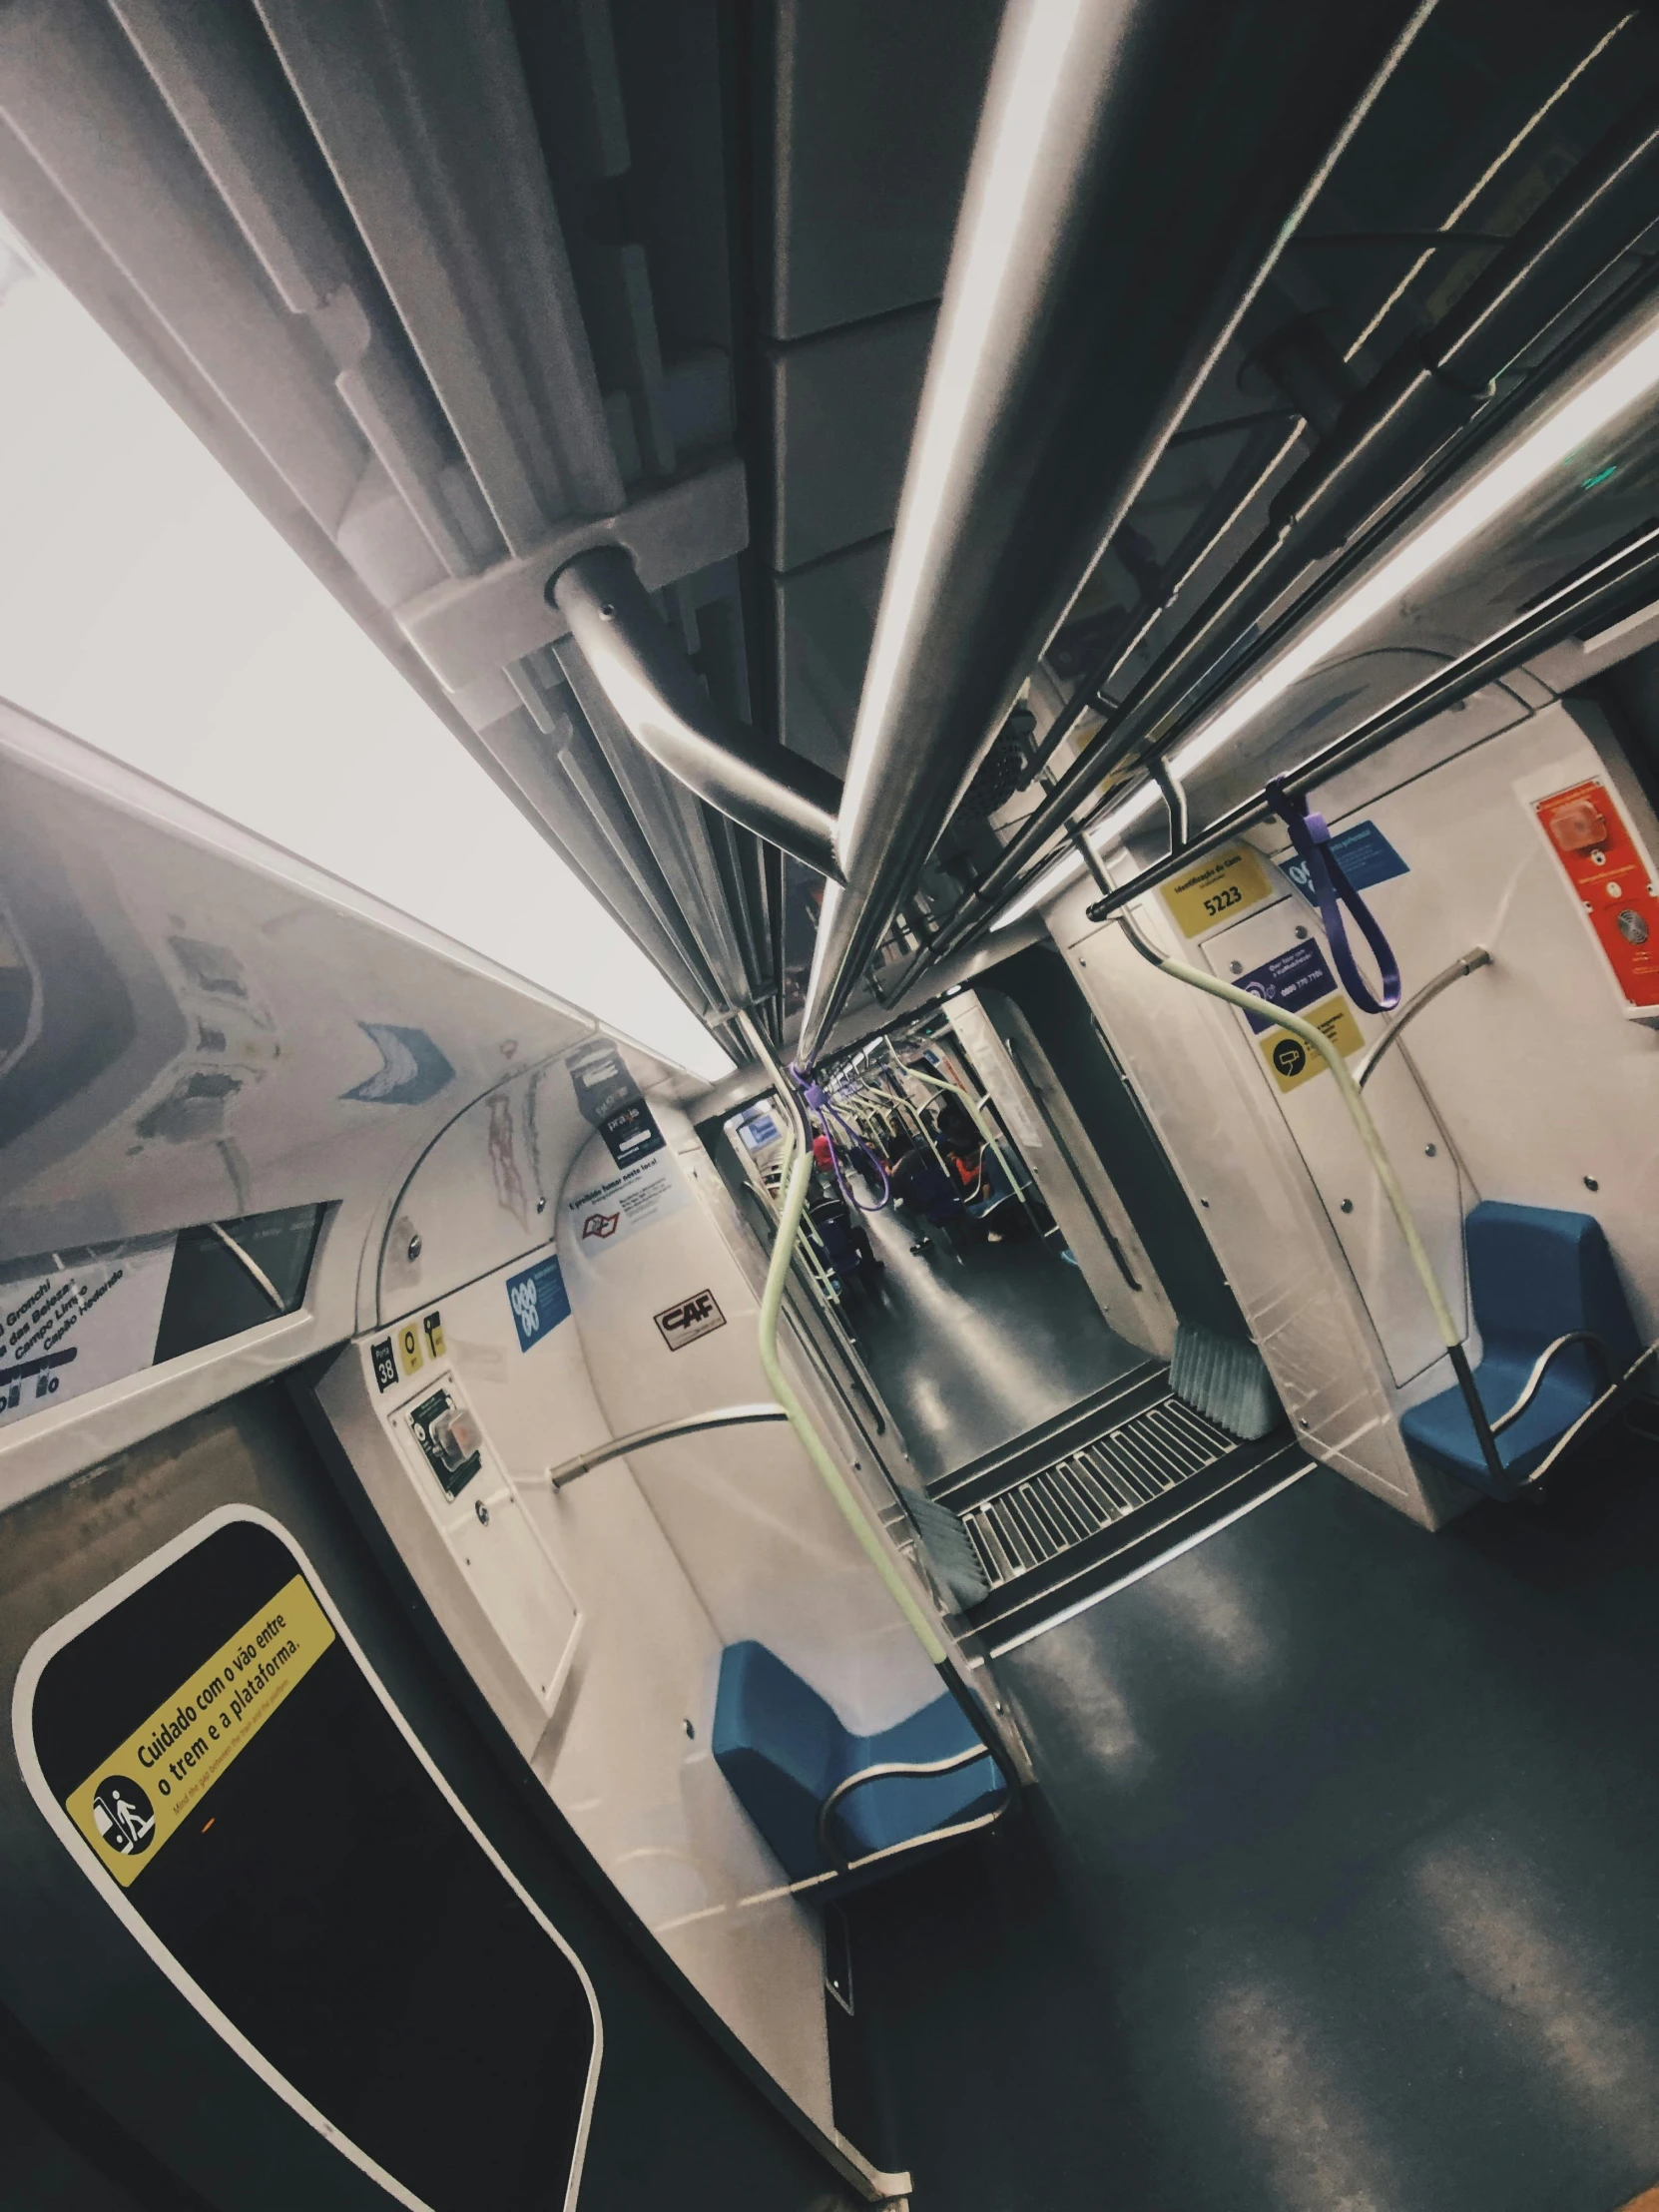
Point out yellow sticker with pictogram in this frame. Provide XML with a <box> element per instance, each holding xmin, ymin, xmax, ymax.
<box><xmin>63</xmin><ymin>1574</ymin><xmax>335</xmax><ymax>1887</ymax></box>
<box><xmin>1160</xmin><ymin>844</ymin><xmax>1273</xmax><ymax>937</ymax></box>
<box><xmin>1259</xmin><ymin>994</ymin><xmax>1365</xmax><ymax>1092</ymax></box>
<box><xmin>395</xmin><ymin>1320</ymin><xmax>425</xmax><ymax>1378</ymax></box>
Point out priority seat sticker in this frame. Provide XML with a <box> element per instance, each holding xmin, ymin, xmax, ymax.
<box><xmin>65</xmin><ymin>1574</ymin><xmax>334</xmax><ymax>1888</ymax></box>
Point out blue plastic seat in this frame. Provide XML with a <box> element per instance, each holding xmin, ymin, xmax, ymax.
<box><xmin>1400</xmin><ymin>1202</ymin><xmax>1641</xmax><ymax>1499</ymax></box>
<box><xmin>712</xmin><ymin>1641</ymin><xmax>1005</xmax><ymax>1887</ymax></box>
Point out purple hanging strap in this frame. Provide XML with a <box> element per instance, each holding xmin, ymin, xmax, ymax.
<box><xmin>1264</xmin><ymin>779</ymin><xmax>1401</xmax><ymax>1015</ymax></box>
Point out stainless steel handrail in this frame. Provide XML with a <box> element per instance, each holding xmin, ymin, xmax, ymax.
<box><xmin>545</xmin><ymin>1402</ymin><xmax>788</xmax><ymax>1490</ymax></box>
<box><xmin>1355</xmin><ymin>947</ymin><xmax>1490</xmax><ymax>1088</ymax></box>
<box><xmin>550</xmin><ymin>546</ymin><xmax>844</xmax><ymax>879</ymax></box>
<box><xmin>816</xmin><ymin>1745</ymin><xmax>1000</xmax><ymax>1876</ymax></box>
<box><xmin>1490</xmin><ymin>1330</ymin><xmax>1616</xmax><ymax>1436</ymax></box>
<box><xmin>1518</xmin><ymin>1342</ymin><xmax>1659</xmax><ymax>1489</ymax></box>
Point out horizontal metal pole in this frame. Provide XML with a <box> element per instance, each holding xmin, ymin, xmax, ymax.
<box><xmin>796</xmin><ymin>0</ymin><xmax>1437</xmax><ymax>1062</ymax></box>
<box><xmin>1355</xmin><ymin>947</ymin><xmax>1490</xmax><ymax>1089</ymax></box>
<box><xmin>545</xmin><ymin>1402</ymin><xmax>788</xmax><ymax>1490</ymax></box>
<box><xmin>940</xmin><ymin>95</ymin><xmax>1659</xmax><ymax>944</ymax></box>
<box><xmin>1080</xmin><ymin>521</ymin><xmax>1659</xmax><ymax>925</ymax></box>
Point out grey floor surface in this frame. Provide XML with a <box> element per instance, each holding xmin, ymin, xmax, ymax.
<box><xmin>846</xmin><ymin>1438</ymin><xmax>1659</xmax><ymax>2212</ymax></box>
<box><xmin>847</xmin><ymin>1200</ymin><xmax>1144</xmax><ymax>1485</ymax></box>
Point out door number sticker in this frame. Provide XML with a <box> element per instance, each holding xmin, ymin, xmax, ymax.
<box><xmin>373</xmin><ymin>1312</ymin><xmax>443</xmax><ymax>1389</ymax></box>
<box><xmin>654</xmin><ymin>1290</ymin><xmax>726</xmax><ymax>1351</ymax></box>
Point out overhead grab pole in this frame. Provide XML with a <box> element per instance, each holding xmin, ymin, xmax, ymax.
<box><xmin>788</xmin><ymin>0</ymin><xmax>1439</xmax><ymax>1064</ymax></box>
<box><xmin>541</xmin><ymin>2</ymin><xmax>1437</xmax><ymax>1050</ymax></box>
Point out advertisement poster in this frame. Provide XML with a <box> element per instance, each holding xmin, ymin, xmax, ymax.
<box><xmin>0</xmin><ymin>1238</ymin><xmax>177</xmax><ymax>1427</ymax></box>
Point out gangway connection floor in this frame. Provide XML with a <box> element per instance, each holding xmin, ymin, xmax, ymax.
<box><xmin>931</xmin><ymin>1368</ymin><xmax>1304</xmax><ymax>1651</ymax></box>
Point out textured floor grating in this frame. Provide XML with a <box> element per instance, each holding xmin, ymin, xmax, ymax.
<box><xmin>960</xmin><ymin>1392</ymin><xmax>1237</xmax><ymax>1589</ymax></box>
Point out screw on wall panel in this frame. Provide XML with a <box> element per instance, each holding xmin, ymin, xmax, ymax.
<box><xmin>474</xmin><ymin>1499</ymin><xmax>489</xmax><ymax>1526</ymax></box>
<box><xmin>684</xmin><ymin>1718</ymin><xmax>696</xmax><ymax>1740</ymax></box>
<box><xmin>1340</xmin><ymin>1199</ymin><xmax>1354</xmax><ymax>1213</ymax></box>
<box><xmin>1299</xmin><ymin>1416</ymin><xmax>1311</xmax><ymax>1427</ymax></box>
<box><xmin>1294</xmin><ymin>925</ymin><xmax>1309</xmax><ymax>939</ymax></box>
<box><xmin>1585</xmin><ymin>1175</ymin><xmax>1600</xmax><ymax>1191</ymax></box>
<box><xmin>1230</xmin><ymin>960</ymin><xmax>1243</xmax><ymax>974</ymax></box>
<box><xmin>536</xmin><ymin>1196</ymin><xmax>547</xmax><ymax>1213</ymax></box>
<box><xmin>1424</xmin><ymin>1144</ymin><xmax>1437</xmax><ymax>1157</ymax></box>
<box><xmin>1200</xmin><ymin>1197</ymin><xmax>1210</xmax><ymax>1208</ymax></box>
<box><xmin>407</xmin><ymin>1232</ymin><xmax>422</xmax><ymax>1262</ymax></box>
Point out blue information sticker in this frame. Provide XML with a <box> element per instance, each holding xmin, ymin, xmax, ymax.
<box><xmin>505</xmin><ymin>1253</ymin><xmax>571</xmax><ymax>1353</ymax></box>
<box><xmin>1284</xmin><ymin>819</ymin><xmax>1408</xmax><ymax>904</ymax></box>
<box><xmin>1234</xmin><ymin>940</ymin><xmax>1341</xmax><ymax>1033</ymax></box>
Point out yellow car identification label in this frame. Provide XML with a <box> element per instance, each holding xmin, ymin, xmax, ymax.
<box><xmin>1160</xmin><ymin>844</ymin><xmax>1272</xmax><ymax>937</ymax></box>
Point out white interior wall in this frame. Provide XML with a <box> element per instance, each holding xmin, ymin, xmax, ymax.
<box><xmin>558</xmin><ymin>1103</ymin><xmax>946</xmax><ymax>1736</ymax></box>
<box><xmin>946</xmin><ymin>988</ymin><xmax>1177</xmax><ymax>1360</ymax></box>
<box><xmin>1052</xmin><ymin>874</ymin><xmax>1456</xmax><ymax>1524</ymax></box>
<box><xmin>1283</xmin><ymin>696</ymin><xmax>1659</xmax><ymax>1344</ymax></box>
<box><xmin>1044</xmin><ymin>684</ymin><xmax>1659</xmax><ymax>1528</ymax></box>
<box><xmin>316</xmin><ymin>1053</ymin><xmax>976</xmax><ymax>2139</ymax></box>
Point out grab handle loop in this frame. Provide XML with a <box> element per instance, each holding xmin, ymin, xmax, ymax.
<box><xmin>794</xmin><ymin>1068</ymin><xmax>890</xmax><ymax>1211</ymax></box>
<box><xmin>1264</xmin><ymin>779</ymin><xmax>1401</xmax><ymax>1015</ymax></box>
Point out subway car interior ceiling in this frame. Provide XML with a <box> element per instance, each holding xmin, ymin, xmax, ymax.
<box><xmin>10</xmin><ymin>2</ymin><xmax>1659</xmax><ymax>2209</ymax></box>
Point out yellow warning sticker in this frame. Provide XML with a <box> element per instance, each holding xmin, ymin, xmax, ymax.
<box><xmin>1160</xmin><ymin>844</ymin><xmax>1272</xmax><ymax>938</ymax></box>
<box><xmin>421</xmin><ymin>1310</ymin><xmax>445</xmax><ymax>1362</ymax></box>
<box><xmin>1259</xmin><ymin>993</ymin><xmax>1365</xmax><ymax>1091</ymax></box>
<box><xmin>395</xmin><ymin>1320</ymin><xmax>425</xmax><ymax>1378</ymax></box>
<box><xmin>64</xmin><ymin>1574</ymin><xmax>335</xmax><ymax>1888</ymax></box>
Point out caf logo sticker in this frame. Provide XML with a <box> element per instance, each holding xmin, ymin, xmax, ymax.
<box><xmin>91</xmin><ymin>1775</ymin><xmax>155</xmax><ymax>1857</ymax></box>
<box><xmin>654</xmin><ymin>1289</ymin><xmax>727</xmax><ymax>1351</ymax></box>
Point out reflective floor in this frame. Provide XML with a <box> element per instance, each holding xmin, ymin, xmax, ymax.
<box><xmin>846</xmin><ymin>1435</ymin><xmax>1659</xmax><ymax>2212</ymax></box>
<box><xmin>847</xmin><ymin>1200</ymin><xmax>1143</xmax><ymax>1484</ymax></box>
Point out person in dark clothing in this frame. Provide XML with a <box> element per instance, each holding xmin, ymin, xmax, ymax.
<box><xmin>933</xmin><ymin>1094</ymin><xmax>979</xmax><ymax>1161</ymax></box>
<box><xmin>808</xmin><ymin>1128</ymin><xmax>881</xmax><ymax>1283</ymax></box>
<box><xmin>885</xmin><ymin>1131</ymin><xmax>961</xmax><ymax>1254</ymax></box>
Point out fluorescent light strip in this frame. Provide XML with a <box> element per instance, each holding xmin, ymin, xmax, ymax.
<box><xmin>993</xmin><ymin>300</ymin><xmax>1659</xmax><ymax>929</ymax></box>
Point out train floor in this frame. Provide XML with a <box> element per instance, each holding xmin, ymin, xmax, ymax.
<box><xmin>844</xmin><ymin>1199</ymin><xmax>1145</xmax><ymax>1485</ymax></box>
<box><xmin>842</xmin><ymin>1426</ymin><xmax>1659</xmax><ymax>2212</ymax></box>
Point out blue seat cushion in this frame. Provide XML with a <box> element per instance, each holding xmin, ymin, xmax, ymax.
<box><xmin>712</xmin><ymin>1640</ymin><xmax>1004</xmax><ymax>1884</ymax></box>
<box><xmin>1399</xmin><ymin>1202</ymin><xmax>1639</xmax><ymax>1497</ymax></box>
<box><xmin>711</xmin><ymin>1641</ymin><xmax>843</xmax><ymax>1881</ymax></box>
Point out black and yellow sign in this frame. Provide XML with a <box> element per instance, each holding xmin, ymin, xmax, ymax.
<box><xmin>27</xmin><ymin>1517</ymin><xmax>598</xmax><ymax>2211</ymax></box>
<box><xmin>1259</xmin><ymin>994</ymin><xmax>1365</xmax><ymax>1092</ymax></box>
<box><xmin>64</xmin><ymin>1574</ymin><xmax>333</xmax><ymax>1887</ymax></box>
<box><xmin>1160</xmin><ymin>844</ymin><xmax>1272</xmax><ymax>937</ymax></box>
